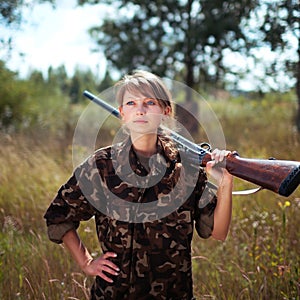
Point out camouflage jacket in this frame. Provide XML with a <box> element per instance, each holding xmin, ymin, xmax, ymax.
<box><xmin>44</xmin><ymin>135</ymin><xmax>217</xmax><ymax>300</ymax></box>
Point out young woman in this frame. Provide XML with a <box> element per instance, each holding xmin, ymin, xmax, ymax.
<box><xmin>44</xmin><ymin>70</ymin><xmax>233</xmax><ymax>300</ymax></box>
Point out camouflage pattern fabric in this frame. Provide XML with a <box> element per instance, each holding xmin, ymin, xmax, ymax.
<box><xmin>44</xmin><ymin>135</ymin><xmax>217</xmax><ymax>300</ymax></box>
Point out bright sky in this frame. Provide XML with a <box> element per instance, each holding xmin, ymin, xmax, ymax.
<box><xmin>2</xmin><ymin>0</ymin><xmax>108</xmax><ymax>80</ymax></box>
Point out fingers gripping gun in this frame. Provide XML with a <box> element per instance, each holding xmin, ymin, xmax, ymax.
<box><xmin>83</xmin><ymin>90</ymin><xmax>300</xmax><ymax>197</ymax></box>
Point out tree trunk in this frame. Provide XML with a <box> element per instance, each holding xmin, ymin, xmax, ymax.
<box><xmin>296</xmin><ymin>47</ymin><xmax>300</xmax><ymax>132</ymax></box>
<box><xmin>175</xmin><ymin>0</ymin><xmax>199</xmax><ymax>136</ymax></box>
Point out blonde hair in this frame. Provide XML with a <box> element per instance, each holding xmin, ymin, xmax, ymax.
<box><xmin>114</xmin><ymin>70</ymin><xmax>173</xmax><ymax>116</ymax></box>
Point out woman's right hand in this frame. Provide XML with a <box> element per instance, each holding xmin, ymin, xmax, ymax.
<box><xmin>61</xmin><ymin>230</ymin><xmax>120</xmax><ymax>283</ymax></box>
<box><xmin>82</xmin><ymin>252</ymin><xmax>120</xmax><ymax>283</ymax></box>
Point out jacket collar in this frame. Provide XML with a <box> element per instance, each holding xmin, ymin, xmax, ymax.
<box><xmin>112</xmin><ymin>134</ymin><xmax>179</xmax><ymax>177</ymax></box>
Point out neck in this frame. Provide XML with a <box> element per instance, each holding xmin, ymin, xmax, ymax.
<box><xmin>131</xmin><ymin>133</ymin><xmax>157</xmax><ymax>157</ymax></box>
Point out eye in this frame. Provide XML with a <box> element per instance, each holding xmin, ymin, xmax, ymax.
<box><xmin>145</xmin><ymin>98</ymin><xmax>157</xmax><ymax>105</ymax></box>
<box><xmin>125</xmin><ymin>100</ymin><xmax>135</xmax><ymax>106</ymax></box>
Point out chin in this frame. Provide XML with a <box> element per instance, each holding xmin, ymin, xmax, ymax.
<box><xmin>130</xmin><ymin>128</ymin><xmax>158</xmax><ymax>135</ymax></box>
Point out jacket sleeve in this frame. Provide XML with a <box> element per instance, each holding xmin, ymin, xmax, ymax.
<box><xmin>44</xmin><ymin>162</ymin><xmax>97</xmax><ymax>244</ymax></box>
<box><xmin>194</xmin><ymin>173</ymin><xmax>218</xmax><ymax>239</ymax></box>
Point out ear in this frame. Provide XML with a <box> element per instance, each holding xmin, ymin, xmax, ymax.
<box><xmin>163</xmin><ymin>106</ymin><xmax>171</xmax><ymax>116</ymax></box>
<box><xmin>119</xmin><ymin>106</ymin><xmax>124</xmax><ymax>118</ymax></box>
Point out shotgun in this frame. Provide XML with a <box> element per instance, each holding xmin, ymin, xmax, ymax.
<box><xmin>83</xmin><ymin>90</ymin><xmax>300</xmax><ymax>197</ymax></box>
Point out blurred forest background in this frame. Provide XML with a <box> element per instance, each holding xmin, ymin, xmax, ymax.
<box><xmin>1</xmin><ymin>0</ymin><xmax>300</xmax><ymax>299</ymax></box>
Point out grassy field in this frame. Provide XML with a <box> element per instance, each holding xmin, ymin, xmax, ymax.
<box><xmin>1</xmin><ymin>94</ymin><xmax>300</xmax><ymax>299</ymax></box>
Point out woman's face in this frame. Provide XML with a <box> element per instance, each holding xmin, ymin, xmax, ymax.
<box><xmin>119</xmin><ymin>90</ymin><xmax>170</xmax><ymax>135</ymax></box>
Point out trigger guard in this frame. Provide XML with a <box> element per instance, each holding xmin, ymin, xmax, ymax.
<box><xmin>199</xmin><ymin>142</ymin><xmax>211</xmax><ymax>152</ymax></box>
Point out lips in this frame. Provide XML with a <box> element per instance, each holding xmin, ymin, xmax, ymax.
<box><xmin>133</xmin><ymin>119</ymin><xmax>148</xmax><ymax>123</ymax></box>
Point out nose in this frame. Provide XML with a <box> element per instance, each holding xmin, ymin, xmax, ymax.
<box><xmin>136</xmin><ymin>101</ymin><xmax>146</xmax><ymax>115</ymax></box>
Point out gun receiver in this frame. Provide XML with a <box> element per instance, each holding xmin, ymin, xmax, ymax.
<box><xmin>83</xmin><ymin>90</ymin><xmax>300</xmax><ymax>197</ymax></box>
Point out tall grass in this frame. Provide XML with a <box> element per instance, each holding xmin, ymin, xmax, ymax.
<box><xmin>1</xmin><ymin>94</ymin><xmax>299</xmax><ymax>299</ymax></box>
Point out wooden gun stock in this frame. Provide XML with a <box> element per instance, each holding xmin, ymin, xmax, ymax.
<box><xmin>217</xmin><ymin>153</ymin><xmax>300</xmax><ymax>197</ymax></box>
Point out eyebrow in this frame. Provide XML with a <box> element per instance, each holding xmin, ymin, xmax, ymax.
<box><xmin>125</xmin><ymin>96</ymin><xmax>157</xmax><ymax>100</ymax></box>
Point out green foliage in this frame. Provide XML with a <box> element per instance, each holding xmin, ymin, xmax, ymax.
<box><xmin>0</xmin><ymin>63</ymin><xmax>71</xmax><ymax>134</ymax></box>
<box><xmin>0</xmin><ymin>61</ymin><xmax>34</xmax><ymax>131</ymax></box>
<box><xmin>259</xmin><ymin>0</ymin><xmax>299</xmax><ymax>51</ymax></box>
<box><xmin>69</xmin><ymin>68</ymin><xmax>99</xmax><ymax>104</ymax></box>
<box><xmin>0</xmin><ymin>60</ymin><xmax>112</xmax><ymax>134</ymax></box>
<box><xmin>207</xmin><ymin>91</ymin><xmax>299</xmax><ymax>158</ymax></box>
<box><xmin>87</xmin><ymin>0</ymin><xmax>259</xmax><ymax>88</ymax></box>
